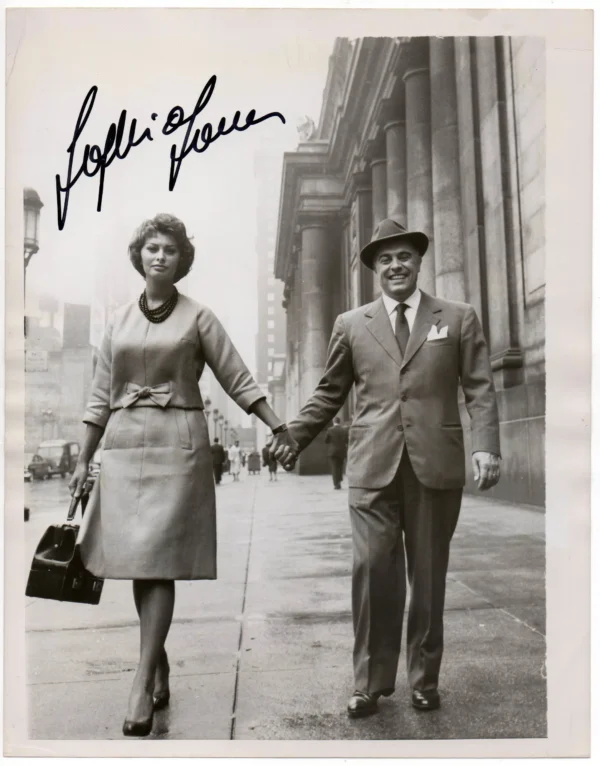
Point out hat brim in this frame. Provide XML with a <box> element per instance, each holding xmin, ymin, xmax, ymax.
<box><xmin>360</xmin><ymin>231</ymin><xmax>429</xmax><ymax>270</ymax></box>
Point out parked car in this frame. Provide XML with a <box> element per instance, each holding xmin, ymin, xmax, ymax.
<box><xmin>27</xmin><ymin>453</ymin><xmax>51</xmax><ymax>481</ymax></box>
<box><xmin>31</xmin><ymin>440</ymin><xmax>81</xmax><ymax>479</ymax></box>
<box><xmin>24</xmin><ymin>453</ymin><xmax>33</xmax><ymax>482</ymax></box>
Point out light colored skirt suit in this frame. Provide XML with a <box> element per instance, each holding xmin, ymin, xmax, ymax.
<box><xmin>78</xmin><ymin>294</ymin><xmax>264</xmax><ymax>580</ymax></box>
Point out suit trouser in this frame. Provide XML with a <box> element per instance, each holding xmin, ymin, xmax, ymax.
<box><xmin>349</xmin><ymin>451</ymin><xmax>462</xmax><ymax>695</ymax></box>
<box><xmin>329</xmin><ymin>456</ymin><xmax>345</xmax><ymax>487</ymax></box>
<box><xmin>213</xmin><ymin>464</ymin><xmax>223</xmax><ymax>484</ymax></box>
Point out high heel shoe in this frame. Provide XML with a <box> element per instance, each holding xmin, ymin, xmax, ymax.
<box><xmin>122</xmin><ymin>713</ymin><xmax>154</xmax><ymax>737</ymax></box>
<box><xmin>153</xmin><ymin>690</ymin><xmax>171</xmax><ymax>710</ymax></box>
<box><xmin>153</xmin><ymin>652</ymin><xmax>171</xmax><ymax>710</ymax></box>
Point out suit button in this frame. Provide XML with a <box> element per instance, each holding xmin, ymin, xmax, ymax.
<box><xmin>397</xmin><ymin>425</ymin><xmax>404</xmax><ymax>431</ymax></box>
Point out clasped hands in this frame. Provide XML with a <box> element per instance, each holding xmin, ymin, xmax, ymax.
<box><xmin>268</xmin><ymin>433</ymin><xmax>501</xmax><ymax>486</ymax></box>
<box><xmin>270</xmin><ymin>430</ymin><xmax>300</xmax><ymax>471</ymax></box>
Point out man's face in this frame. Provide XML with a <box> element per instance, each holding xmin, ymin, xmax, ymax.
<box><xmin>374</xmin><ymin>241</ymin><xmax>422</xmax><ymax>301</ymax></box>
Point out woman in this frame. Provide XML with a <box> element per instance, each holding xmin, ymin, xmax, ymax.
<box><xmin>227</xmin><ymin>440</ymin><xmax>242</xmax><ymax>481</ymax></box>
<box><xmin>69</xmin><ymin>214</ymin><xmax>295</xmax><ymax>737</ymax></box>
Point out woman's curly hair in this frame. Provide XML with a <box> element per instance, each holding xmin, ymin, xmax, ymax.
<box><xmin>129</xmin><ymin>214</ymin><xmax>195</xmax><ymax>283</ymax></box>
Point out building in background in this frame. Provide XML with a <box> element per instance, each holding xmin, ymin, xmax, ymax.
<box><xmin>274</xmin><ymin>37</ymin><xmax>545</xmax><ymax>507</ymax></box>
<box><xmin>253</xmin><ymin>134</ymin><xmax>288</xmax><ymax>450</ymax></box>
<box><xmin>200</xmin><ymin>365</ymin><xmax>247</xmax><ymax>448</ymax></box>
<box><xmin>25</xmin><ymin>302</ymin><xmax>94</xmax><ymax>451</ymax></box>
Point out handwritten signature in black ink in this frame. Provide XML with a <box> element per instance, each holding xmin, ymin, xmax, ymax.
<box><xmin>55</xmin><ymin>76</ymin><xmax>286</xmax><ymax>231</ymax></box>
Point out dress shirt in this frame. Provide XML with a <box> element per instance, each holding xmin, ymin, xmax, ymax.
<box><xmin>381</xmin><ymin>288</ymin><xmax>422</xmax><ymax>334</ymax></box>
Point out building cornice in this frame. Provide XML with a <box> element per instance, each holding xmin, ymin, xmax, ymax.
<box><xmin>275</xmin><ymin>38</ymin><xmax>430</xmax><ymax>288</ymax></box>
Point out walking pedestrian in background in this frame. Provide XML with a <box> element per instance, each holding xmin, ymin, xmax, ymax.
<box><xmin>262</xmin><ymin>438</ymin><xmax>279</xmax><ymax>481</ymax></box>
<box><xmin>228</xmin><ymin>440</ymin><xmax>243</xmax><ymax>482</ymax></box>
<box><xmin>210</xmin><ymin>437</ymin><xmax>226</xmax><ymax>485</ymax></box>
<box><xmin>325</xmin><ymin>416</ymin><xmax>349</xmax><ymax>489</ymax></box>
<box><xmin>68</xmin><ymin>213</ymin><xmax>288</xmax><ymax>737</ymax></box>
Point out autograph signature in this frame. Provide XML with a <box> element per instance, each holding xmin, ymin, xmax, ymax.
<box><xmin>55</xmin><ymin>76</ymin><xmax>286</xmax><ymax>231</ymax></box>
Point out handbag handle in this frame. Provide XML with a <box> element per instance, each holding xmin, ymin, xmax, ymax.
<box><xmin>67</xmin><ymin>494</ymin><xmax>83</xmax><ymax>522</ymax></box>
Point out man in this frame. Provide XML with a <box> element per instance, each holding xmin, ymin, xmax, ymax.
<box><xmin>272</xmin><ymin>218</ymin><xmax>501</xmax><ymax>718</ymax></box>
<box><xmin>210</xmin><ymin>437</ymin><xmax>226</xmax><ymax>485</ymax></box>
<box><xmin>325</xmin><ymin>416</ymin><xmax>349</xmax><ymax>489</ymax></box>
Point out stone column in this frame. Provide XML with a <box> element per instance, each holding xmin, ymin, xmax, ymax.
<box><xmin>474</xmin><ymin>37</ymin><xmax>522</xmax><ymax>387</ymax></box>
<box><xmin>295</xmin><ymin>222</ymin><xmax>331</xmax><ymax>474</ymax></box>
<box><xmin>370</xmin><ymin>159</ymin><xmax>387</xmax><ymax>299</ymax></box>
<box><xmin>404</xmin><ymin>66</ymin><xmax>435</xmax><ymax>295</ymax></box>
<box><xmin>298</xmin><ymin>223</ymin><xmax>330</xmax><ymax>402</ymax></box>
<box><xmin>370</xmin><ymin>158</ymin><xmax>388</xmax><ymax>227</ymax></box>
<box><xmin>385</xmin><ymin>121</ymin><xmax>407</xmax><ymax>224</ymax></box>
<box><xmin>430</xmin><ymin>37</ymin><xmax>466</xmax><ymax>303</ymax></box>
<box><xmin>454</xmin><ymin>36</ymin><xmax>485</xmax><ymax>324</ymax></box>
<box><xmin>350</xmin><ymin>171</ymin><xmax>374</xmax><ymax>306</ymax></box>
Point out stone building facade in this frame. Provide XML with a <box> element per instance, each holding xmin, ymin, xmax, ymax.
<box><xmin>274</xmin><ymin>37</ymin><xmax>545</xmax><ymax>507</ymax></box>
<box><xmin>254</xmin><ymin>135</ymin><xmax>289</xmax><ymax>452</ymax></box>
<box><xmin>25</xmin><ymin>304</ymin><xmax>94</xmax><ymax>452</ymax></box>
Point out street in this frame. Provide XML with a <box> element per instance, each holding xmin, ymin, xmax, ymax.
<box><xmin>24</xmin><ymin>470</ymin><xmax>546</xmax><ymax>740</ymax></box>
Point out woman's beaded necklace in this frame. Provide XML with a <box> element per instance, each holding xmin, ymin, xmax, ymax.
<box><xmin>139</xmin><ymin>288</ymin><xmax>179</xmax><ymax>323</ymax></box>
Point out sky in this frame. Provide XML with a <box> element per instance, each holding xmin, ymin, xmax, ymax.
<box><xmin>7</xmin><ymin>8</ymin><xmax>334</xmax><ymax>373</ymax></box>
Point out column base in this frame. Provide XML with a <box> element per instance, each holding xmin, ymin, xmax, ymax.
<box><xmin>490</xmin><ymin>347</ymin><xmax>524</xmax><ymax>388</ymax></box>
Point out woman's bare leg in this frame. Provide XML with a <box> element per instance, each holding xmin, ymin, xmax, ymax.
<box><xmin>132</xmin><ymin>582</ymin><xmax>170</xmax><ymax>696</ymax></box>
<box><xmin>126</xmin><ymin>580</ymin><xmax>175</xmax><ymax>722</ymax></box>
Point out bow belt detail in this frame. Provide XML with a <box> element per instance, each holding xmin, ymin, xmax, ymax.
<box><xmin>121</xmin><ymin>382</ymin><xmax>173</xmax><ymax>409</ymax></box>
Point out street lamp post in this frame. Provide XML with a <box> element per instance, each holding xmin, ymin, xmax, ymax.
<box><xmin>212</xmin><ymin>408</ymin><xmax>219</xmax><ymax>442</ymax></box>
<box><xmin>218</xmin><ymin>415</ymin><xmax>224</xmax><ymax>442</ymax></box>
<box><xmin>223</xmin><ymin>420</ymin><xmax>229</xmax><ymax>446</ymax></box>
<box><xmin>204</xmin><ymin>397</ymin><xmax>212</xmax><ymax>438</ymax></box>
<box><xmin>23</xmin><ymin>188</ymin><xmax>44</xmax><ymax>337</ymax></box>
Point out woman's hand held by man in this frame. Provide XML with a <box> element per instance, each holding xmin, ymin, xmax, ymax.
<box><xmin>270</xmin><ymin>430</ymin><xmax>299</xmax><ymax>471</ymax></box>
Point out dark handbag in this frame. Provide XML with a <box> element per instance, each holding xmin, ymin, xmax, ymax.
<box><xmin>25</xmin><ymin>493</ymin><xmax>104</xmax><ymax>604</ymax></box>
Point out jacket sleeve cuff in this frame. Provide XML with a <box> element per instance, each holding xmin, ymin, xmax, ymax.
<box><xmin>83</xmin><ymin>409</ymin><xmax>110</xmax><ymax>429</ymax></box>
<box><xmin>471</xmin><ymin>431</ymin><xmax>501</xmax><ymax>457</ymax></box>
<box><xmin>238</xmin><ymin>391</ymin><xmax>267</xmax><ymax>415</ymax></box>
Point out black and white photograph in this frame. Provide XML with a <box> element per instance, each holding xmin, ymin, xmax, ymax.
<box><xmin>3</xmin><ymin>6</ymin><xmax>592</xmax><ymax>757</ymax></box>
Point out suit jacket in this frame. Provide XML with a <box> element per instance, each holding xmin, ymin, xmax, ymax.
<box><xmin>325</xmin><ymin>424</ymin><xmax>349</xmax><ymax>458</ymax></box>
<box><xmin>289</xmin><ymin>291</ymin><xmax>500</xmax><ymax>490</ymax></box>
<box><xmin>84</xmin><ymin>294</ymin><xmax>264</xmax><ymax>428</ymax></box>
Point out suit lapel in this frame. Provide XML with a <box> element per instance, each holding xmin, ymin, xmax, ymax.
<box><xmin>401</xmin><ymin>292</ymin><xmax>443</xmax><ymax>369</ymax></box>
<box><xmin>365</xmin><ymin>298</ymin><xmax>403</xmax><ymax>368</ymax></box>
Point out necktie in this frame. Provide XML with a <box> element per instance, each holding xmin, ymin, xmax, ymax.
<box><xmin>395</xmin><ymin>303</ymin><xmax>410</xmax><ymax>356</ymax></box>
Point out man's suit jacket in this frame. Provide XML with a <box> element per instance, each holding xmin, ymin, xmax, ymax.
<box><xmin>289</xmin><ymin>291</ymin><xmax>500</xmax><ymax>490</ymax></box>
<box><xmin>325</xmin><ymin>424</ymin><xmax>349</xmax><ymax>459</ymax></box>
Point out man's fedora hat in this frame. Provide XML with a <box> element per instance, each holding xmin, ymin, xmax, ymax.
<box><xmin>360</xmin><ymin>218</ymin><xmax>429</xmax><ymax>270</ymax></box>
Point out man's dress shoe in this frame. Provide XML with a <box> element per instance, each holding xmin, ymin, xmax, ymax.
<box><xmin>411</xmin><ymin>689</ymin><xmax>440</xmax><ymax>711</ymax></box>
<box><xmin>347</xmin><ymin>691</ymin><xmax>380</xmax><ymax>718</ymax></box>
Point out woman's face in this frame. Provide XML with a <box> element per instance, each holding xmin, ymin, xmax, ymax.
<box><xmin>140</xmin><ymin>232</ymin><xmax>181</xmax><ymax>283</ymax></box>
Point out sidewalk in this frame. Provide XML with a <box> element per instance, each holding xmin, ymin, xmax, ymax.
<box><xmin>25</xmin><ymin>471</ymin><xmax>546</xmax><ymax>740</ymax></box>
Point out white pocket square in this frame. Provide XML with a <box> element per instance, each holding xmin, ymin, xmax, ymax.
<box><xmin>426</xmin><ymin>325</ymin><xmax>449</xmax><ymax>341</ymax></box>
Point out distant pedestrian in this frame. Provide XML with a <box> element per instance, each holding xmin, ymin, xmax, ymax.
<box><xmin>325</xmin><ymin>416</ymin><xmax>348</xmax><ymax>489</ymax></box>
<box><xmin>211</xmin><ymin>438</ymin><xmax>226</xmax><ymax>485</ymax></box>
<box><xmin>67</xmin><ymin>213</ymin><xmax>288</xmax><ymax>737</ymax></box>
<box><xmin>262</xmin><ymin>439</ymin><xmax>278</xmax><ymax>481</ymax></box>
<box><xmin>228</xmin><ymin>440</ymin><xmax>242</xmax><ymax>481</ymax></box>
